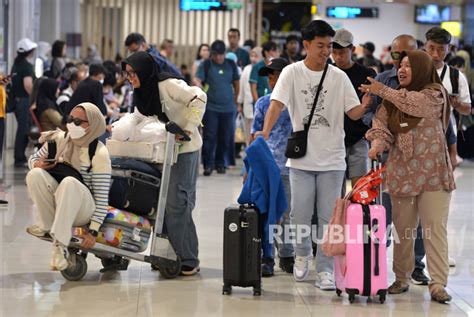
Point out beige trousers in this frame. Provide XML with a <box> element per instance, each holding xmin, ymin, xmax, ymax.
<box><xmin>391</xmin><ymin>190</ymin><xmax>451</xmax><ymax>292</ymax></box>
<box><xmin>26</xmin><ymin>168</ymin><xmax>95</xmax><ymax>245</ymax></box>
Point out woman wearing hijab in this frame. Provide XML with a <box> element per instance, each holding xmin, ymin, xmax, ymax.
<box><xmin>122</xmin><ymin>51</ymin><xmax>206</xmax><ymax>276</ymax></box>
<box><xmin>362</xmin><ymin>51</ymin><xmax>455</xmax><ymax>304</ymax></box>
<box><xmin>34</xmin><ymin>78</ymin><xmax>63</xmax><ymax>131</ymax></box>
<box><xmin>25</xmin><ymin>102</ymin><xmax>111</xmax><ymax>271</ymax></box>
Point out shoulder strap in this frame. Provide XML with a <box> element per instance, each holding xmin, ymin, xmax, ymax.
<box><xmin>203</xmin><ymin>59</ymin><xmax>211</xmax><ymax>83</ymax></box>
<box><xmin>305</xmin><ymin>63</ymin><xmax>329</xmax><ymax>132</ymax></box>
<box><xmin>47</xmin><ymin>140</ymin><xmax>57</xmax><ymax>160</ymax></box>
<box><xmin>449</xmin><ymin>66</ymin><xmax>459</xmax><ymax>95</ymax></box>
<box><xmin>87</xmin><ymin>138</ymin><xmax>99</xmax><ymax>172</ymax></box>
<box><xmin>440</xmin><ymin>64</ymin><xmax>448</xmax><ymax>82</ymax></box>
<box><xmin>227</xmin><ymin>59</ymin><xmax>239</xmax><ymax>76</ymax></box>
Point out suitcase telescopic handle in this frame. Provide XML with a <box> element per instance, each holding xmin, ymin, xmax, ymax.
<box><xmin>371</xmin><ymin>159</ymin><xmax>383</xmax><ymax>205</ymax></box>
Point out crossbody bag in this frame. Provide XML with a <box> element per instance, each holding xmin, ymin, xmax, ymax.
<box><xmin>285</xmin><ymin>63</ymin><xmax>329</xmax><ymax>159</ymax></box>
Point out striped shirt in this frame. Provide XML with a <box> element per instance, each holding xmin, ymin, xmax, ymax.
<box><xmin>28</xmin><ymin>134</ymin><xmax>111</xmax><ymax>232</ymax></box>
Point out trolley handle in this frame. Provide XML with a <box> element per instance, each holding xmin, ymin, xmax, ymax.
<box><xmin>166</xmin><ymin>122</ymin><xmax>191</xmax><ymax>142</ymax></box>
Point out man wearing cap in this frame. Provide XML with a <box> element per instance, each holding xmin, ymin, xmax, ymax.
<box><xmin>357</xmin><ymin>41</ymin><xmax>384</xmax><ymax>74</ymax></box>
<box><xmin>11</xmin><ymin>38</ymin><xmax>37</xmax><ymax>167</ymax></box>
<box><xmin>195</xmin><ymin>40</ymin><xmax>240</xmax><ymax>176</ymax></box>
<box><xmin>332</xmin><ymin>29</ymin><xmax>376</xmax><ymax>187</ymax></box>
<box><xmin>251</xmin><ymin>58</ymin><xmax>294</xmax><ymax>277</ymax></box>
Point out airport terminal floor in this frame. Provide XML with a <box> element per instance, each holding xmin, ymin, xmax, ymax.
<box><xmin>0</xmin><ymin>155</ymin><xmax>473</xmax><ymax>317</ymax></box>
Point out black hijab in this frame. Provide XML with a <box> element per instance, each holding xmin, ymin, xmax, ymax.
<box><xmin>122</xmin><ymin>51</ymin><xmax>180</xmax><ymax>122</ymax></box>
<box><xmin>36</xmin><ymin>78</ymin><xmax>60</xmax><ymax>117</ymax></box>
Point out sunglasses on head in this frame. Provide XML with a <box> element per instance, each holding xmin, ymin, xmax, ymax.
<box><xmin>65</xmin><ymin>115</ymin><xmax>88</xmax><ymax>126</ymax></box>
<box><xmin>390</xmin><ymin>51</ymin><xmax>402</xmax><ymax>61</ymax></box>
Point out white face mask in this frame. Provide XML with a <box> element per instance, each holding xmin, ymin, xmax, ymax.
<box><xmin>99</xmin><ymin>79</ymin><xmax>104</xmax><ymax>84</ymax></box>
<box><xmin>66</xmin><ymin>123</ymin><xmax>86</xmax><ymax>139</ymax></box>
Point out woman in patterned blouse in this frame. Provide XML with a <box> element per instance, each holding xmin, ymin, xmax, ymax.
<box><xmin>362</xmin><ymin>50</ymin><xmax>455</xmax><ymax>304</ymax></box>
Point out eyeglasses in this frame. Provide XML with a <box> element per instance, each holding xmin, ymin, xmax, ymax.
<box><xmin>66</xmin><ymin>115</ymin><xmax>88</xmax><ymax>126</ymax></box>
<box><xmin>123</xmin><ymin>70</ymin><xmax>137</xmax><ymax>79</ymax></box>
<box><xmin>390</xmin><ymin>51</ymin><xmax>402</xmax><ymax>61</ymax></box>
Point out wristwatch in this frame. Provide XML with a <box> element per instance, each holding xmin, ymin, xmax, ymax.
<box><xmin>89</xmin><ymin>230</ymin><xmax>99</xmax><ymax>237</ymax></box>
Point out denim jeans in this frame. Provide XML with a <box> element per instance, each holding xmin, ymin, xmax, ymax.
<box><xmin>164</xmin><ymin>151</ymin><xmax>200</xmax><ymax>267</ymax></box>
<box><xmin>414</xmin><ymin>223</ymin><xmax>426</xmax><ymax>270</ymax></box>
<box><xmin>14</xmin><ymin>97</ymin><xmax>32</xmax><ymax>164</ymax></box>
<box><xmin>289</xmin><ymin>168</ymin><xmax>345</xmax><ymax>273</ymax></box>
<box><xmin>202</xmin><ymin>109</ymin><xmax>235</xmax><ymax>169</ymax></box>
<box><xmin>276</xmin><ymin>175</ymin><xmax>294</xmax><ymax>258</ymax></box>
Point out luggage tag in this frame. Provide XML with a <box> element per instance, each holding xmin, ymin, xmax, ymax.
<box><xmin>132</xmin><ymin>227</ymin><xmax>142</xmax><ymax>242</ymax></box>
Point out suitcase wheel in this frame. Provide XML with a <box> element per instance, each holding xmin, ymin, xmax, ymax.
<box><xmin>379</xmin><ymin>293</ymin><xmax>386</xmax><ymax>304</ymax></box>
<box><xmin>348</xmin><ymin>293</ymin><xmax>355</xmax><ymax>304</ymax></box>
<box><xmin>253</xmin><ymin>287</ymin><xmax>262</xmax><ymax>296</ymax></box>
<box><xmin>222</xmin><ymin>285</ymin><xmax>232</xmax><ymax>295</ymax></box>
<box><xmin>60</xmin><ymin>251</ymin><xmax>88</xmax><ymax>281</ymax></box>
<box><xmin>336</xmin><ymin>289</ymin><xmax>342</xmax><ymax>297</ymax></box>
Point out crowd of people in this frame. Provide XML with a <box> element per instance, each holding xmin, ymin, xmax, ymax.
<box><xmin>1</xmin><ymin>19</ymin><xmax>472</xmax><ymax>306</ymax></box>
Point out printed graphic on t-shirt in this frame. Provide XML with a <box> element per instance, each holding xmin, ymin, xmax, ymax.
<box><xmin>301</xmin><ymin>82</ymin><xmax>329</xmax><ymax>129</ymax></box>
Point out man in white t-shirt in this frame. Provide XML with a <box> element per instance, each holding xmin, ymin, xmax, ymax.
<box><xmin>257</xmin><ymin>20</ymin><xmax>371</xmax><ymax>290</ymax></box>
<box><xmin>425</xmin><ymin>27</ymin><xmax>472</xmax><ymax>170</ymax></box>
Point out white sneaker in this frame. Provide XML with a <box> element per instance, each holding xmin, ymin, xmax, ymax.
<box><xmin>315</xmin><ymin>272</ymin><xmax>336</xmax><ymax>291</ymax></box>
<box><xmin>448</xmin><ymin>257</ymin><xmax>456</xmax><ymax>267</ymax></box>
<box><xmin>293</xmin><ymin>256</ymin><xmax>309</xmax><ymax>282</ymax></box>
<box><xmin>26</xmin><ymin>225</ymin><xmax>49</xmax><ymax>238</ymax></box>
<box><xmin>50</xmin><ymin>243</ymin><xmax>69</xmax><ymax>271</ymax></box>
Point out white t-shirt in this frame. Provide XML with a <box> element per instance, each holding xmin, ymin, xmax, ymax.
<box><xmin>437</xmin><ymin>65</ymin><xmax>471</xmax><ymax>103</ymax></box>
<box><xmin>271</xmin><ymin>62</ymin><xmax>360</xmax><ymax>171</ymax></box>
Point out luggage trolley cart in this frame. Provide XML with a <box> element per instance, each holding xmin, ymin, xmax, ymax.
<box><xmin>42</xmin><ymin>122</ymin><xmax>190</xmax><ymax>281</ymax></box>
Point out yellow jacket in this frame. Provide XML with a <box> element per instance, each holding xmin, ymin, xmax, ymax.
<box><xmin>0</xmin><ymin>85</ymin><xmax>5</xmax><ymax>119</ymax></box>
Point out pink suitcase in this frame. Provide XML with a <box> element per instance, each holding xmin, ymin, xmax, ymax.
<box><xmin>334</xmin><ymin>162</ymin><xmax>388</xmax><ymax>304</ymax></box>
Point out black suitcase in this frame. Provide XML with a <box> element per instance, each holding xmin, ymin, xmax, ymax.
<box><xmin>108</xmin><ymin>158</ymin><xmax>162</xmax><ymax>217</ymax></box>
<box><xmin>222</xmin><ymin>204</ymin><xmax>262</xmax><ymax>296</ymax></box>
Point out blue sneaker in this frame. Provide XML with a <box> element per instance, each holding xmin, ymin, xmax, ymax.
<box><xmin>262</xmin><ymin>258</ymin><xmax>274</xmax><ymax>277</ymax></box>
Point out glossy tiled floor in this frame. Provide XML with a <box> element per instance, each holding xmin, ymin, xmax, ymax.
<box><xmin>0</xmin><ymin>157</ymin><xmax>473</xmax><ymax>316</ymax></box>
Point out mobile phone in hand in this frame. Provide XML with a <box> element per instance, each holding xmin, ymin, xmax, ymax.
<box><xmin>43</xmin><ymin>159</ymin><xmax>56</xmax><ymax>164</ymax></box>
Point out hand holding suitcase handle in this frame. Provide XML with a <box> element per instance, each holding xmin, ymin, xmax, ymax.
<box><xmin>166</xmin><ymin>122</ymin><xmax>191</xmax><ymax>142</ymax></box>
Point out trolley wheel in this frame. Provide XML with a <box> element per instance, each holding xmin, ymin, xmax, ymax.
<box><xmin>222</xmin><ymin>284</ymin><xmax>232</xmax><ymax>295</ymax></box>
<box><xmin>336</xmin><ymin>289</ymin><xmax>342</xmax><ymax>297</ymax></box>
<box><xmin>60</xmin><ymin>253</ymin><xmax>88</xmax><ymax>281</ymax></box>
<box><xmin>348</xmin><ymin>293</ymin><xmax>355</xmax><ymax>303</ymax></box>
<box><xmin>253</xmin><ymin>288</ymin><xmax>262</xmax><ymax>296</ymax></box>
<box><xmin>159</xmin><ymin>257</ymin><xmax>181</xmax><ymax>279</ymax></box>
<box><xmin>379</xmin><ymin>293</ymin><xmax>386</xmax><ymax>304</ymax></box>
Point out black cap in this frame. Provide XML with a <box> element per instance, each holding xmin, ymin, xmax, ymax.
<box><xmin>211</xmin><ymin>40</ymin><xmax>226</xmax><ymax>55</ymax></box>
<box><xmin>258</xmin><ymin>58</ymin><xmax>289</xmax><ymax>76</ymax></box>
<box><xmin>361</xmin><ymin>41</ymin><xmax>375</xmax><ymax>53</ymax></box>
